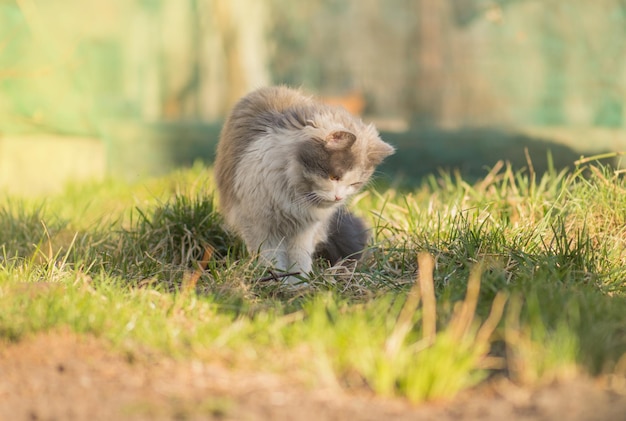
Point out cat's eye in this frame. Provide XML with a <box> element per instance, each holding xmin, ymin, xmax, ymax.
<box><xmin>329</xmin><ymin>175</ymin><xmax>341</xmax><ymax>181</ymax></box>
<box><xmin>350</xmin><ymin>182</ymin><xmax>364</xmax><ymax>188</ymax></box>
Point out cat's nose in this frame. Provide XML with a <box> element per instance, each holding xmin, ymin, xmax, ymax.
<box><xmin>334</xmin><ymin>195</ymin><xmax>343</xmax><ymax>201</ymax></box>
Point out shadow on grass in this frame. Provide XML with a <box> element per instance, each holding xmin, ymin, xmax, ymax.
<box><xmin>377</xmin><ymin>127</ymin><xmax>596</xmax><ymax>189</ymax></box>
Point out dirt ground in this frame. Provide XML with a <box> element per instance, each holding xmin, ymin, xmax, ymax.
<box><xmin>1</xmin><ymin>332</ymin><xmax>625</xmax><ymax>421</ymax></box>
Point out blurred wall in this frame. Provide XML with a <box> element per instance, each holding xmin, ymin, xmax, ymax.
<box><xmin>1</xmin><ymin>0</ymin><xmax>625</xmax><ymax>136</ymax></box>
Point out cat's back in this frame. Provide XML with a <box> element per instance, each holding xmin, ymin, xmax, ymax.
<box><xmin>239</xmin><ymin>85</ymin><xmax>311</xmax><ymax>115</ymax></box>
<box><xmin>222</xmin><ymin>86</ymin><xmax>311</xmax><ymax>142</ymax></box>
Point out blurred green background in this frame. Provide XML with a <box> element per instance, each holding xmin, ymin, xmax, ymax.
<box><xmin>1</xmin><ymin>0</ymin><xmax>625</xmax><ymax>193</ymax></box>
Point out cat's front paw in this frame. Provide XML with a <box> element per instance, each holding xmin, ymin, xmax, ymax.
<box><xmin>282</xmin><ymin>274</ymin><xmax>310</xmax><ymax>290</ymax></box>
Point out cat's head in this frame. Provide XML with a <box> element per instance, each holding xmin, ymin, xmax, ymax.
<box><xmin>292</xmin><ymin>124</ymin><xmax>394</xmax><ymax>208</ymax></box>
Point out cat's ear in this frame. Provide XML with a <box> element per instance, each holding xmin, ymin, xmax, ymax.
<box><xmin>324</xmin><ymin>131</ymin><xmax>356</xmax><ymax>151</ymax></box>
<box><xmin>367</xmin><ymin>139</ymin><xmax>395</xmax><ymax>166</ymax></box>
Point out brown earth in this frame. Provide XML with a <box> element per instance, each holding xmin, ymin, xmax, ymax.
<box><xmin>0</xmin><ymin>332</ymin><xmax>625</xmax><ymax>421</ymax></box>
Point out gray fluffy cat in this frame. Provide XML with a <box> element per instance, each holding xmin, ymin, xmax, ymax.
<box><xmin>214</xmin><ymin>86</ymin><xmax>394</xmax><ymax>285</ymax></box>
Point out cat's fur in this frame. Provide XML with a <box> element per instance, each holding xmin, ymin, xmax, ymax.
<box><xmin>314</xmin><ymin>209</ymin><xmax>369</xmax><ymax>264</ymax></box>
<box><xmin>214</xmin><ymin>86</ymin><xmax>394</xmax><ymax>284</ymax></box>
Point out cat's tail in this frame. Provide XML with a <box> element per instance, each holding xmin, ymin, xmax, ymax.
<box><xmin>315</xmin><ymin>210</ymin><xmax>369</xmax><ymax>265</ymax></box>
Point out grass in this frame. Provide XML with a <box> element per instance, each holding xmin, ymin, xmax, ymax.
<box><xmin>0</xmin><ymin>159</ymin><xmax>625</xmax><ymax>402</ymax></box>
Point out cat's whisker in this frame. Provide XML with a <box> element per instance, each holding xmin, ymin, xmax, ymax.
<box><xmin>369</xmin><ymin>171</ymin><xmax>392</xmax><ymax>188</ymax></box>
<box><xmin>294</xmin><ymin>192</ymin><xmax>318</xmax><ymax>209</ymax></box>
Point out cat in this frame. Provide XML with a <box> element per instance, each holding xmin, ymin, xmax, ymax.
<box><xmin>214</xmin><ymin>86</ymin><xmax>394</xmax><ymax>285</ymax></box>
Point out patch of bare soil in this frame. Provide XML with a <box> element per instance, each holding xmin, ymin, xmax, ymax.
<box><xmin>0</xmin><ymin>332</ymin><xmax>624</xmax><ymax>421</ymax></box>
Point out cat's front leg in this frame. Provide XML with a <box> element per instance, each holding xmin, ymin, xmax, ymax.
<box><xmin>259</xmin><ymin>240</ymin><xmax>308</xmax><ymax>288</ymax></box>
<box><xmin>284</xmin><ymin>227</ymin><xmax>318</xmax><ymax>286</ymax></box>
<box><xmin>287</xmin><ymin>247</ymin><xmax>313</xmax><ymax>277</ymax></box>
<box><xmin>282</xmin><ymin>246</ymin><xmax>312</xmax><ymax>288</ymax></box>
<box><xmin>258</xmin><ymin>241</ymin><xmax>289</xmax><ymax>272</ymax></box>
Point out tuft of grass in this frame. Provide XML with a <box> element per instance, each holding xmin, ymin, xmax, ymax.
<box><xmin>100</xmin><ymin>194</ymin><xmax>245</xmax><ymax>290</ymax></box>
<box><xmin>0</xmin><ymin>201</ymin><xmax>65</xmax><ymax>261</ymax></box>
